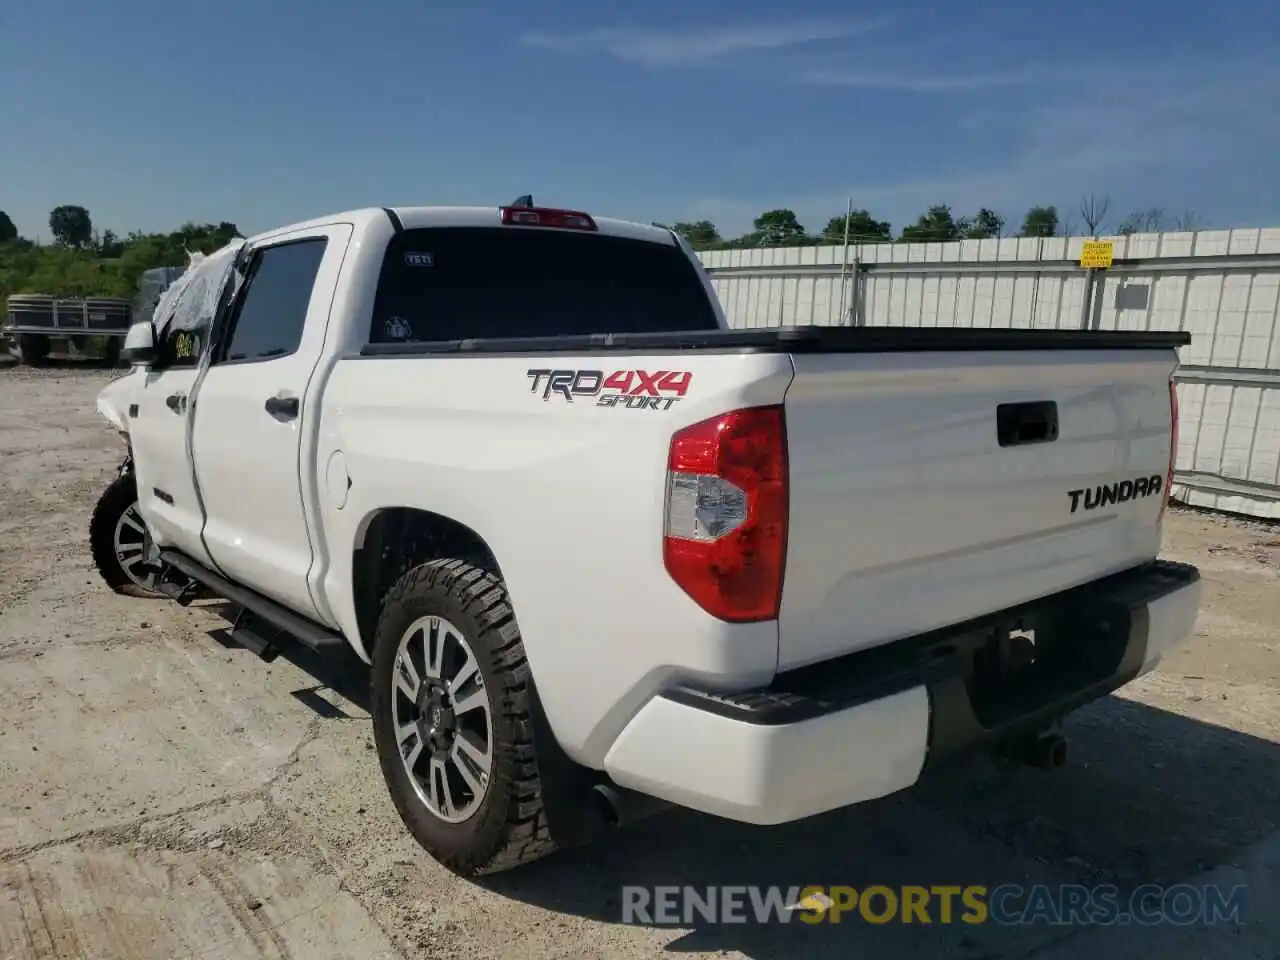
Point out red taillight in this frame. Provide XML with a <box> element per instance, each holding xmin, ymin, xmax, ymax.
<box><xmin>499</xmin><ymin>206</ymin><xmax>598</xmax><ymax>231</ymax></box>
<box><xmin>1162</xmin><ymin>378</ymin><xmax>1179</xmax><ymax>518</ymax></box>
<box><xmin>663</xmin><ymin>406</ymin><xmax>788</xmax><ymax>622</ymax></box>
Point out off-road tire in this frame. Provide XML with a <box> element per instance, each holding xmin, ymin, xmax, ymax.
<box><xmin>89</xmin><ymin>473</ymin><xmax>166</xmax><ymax>598</ymax></box>
<box><xmin>370</xmin><ymin>559</ymin><xmax>558</xmax><ymax>876</ymax></box>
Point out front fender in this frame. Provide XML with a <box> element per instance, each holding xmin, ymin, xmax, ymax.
<box><xmin>95</xmin><ymin>370</ymin><xmax>141</xmax><ymax>435</ymax></box>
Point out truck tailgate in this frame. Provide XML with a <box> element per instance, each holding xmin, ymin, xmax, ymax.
<box><xmin>779</xmin><ymin>348</ymin><xmax>1178</xmax><ymax>671</ymax></box>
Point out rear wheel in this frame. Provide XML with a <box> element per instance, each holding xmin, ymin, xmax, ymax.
<box><xmin>89</xmin><ymin>473</ymin><xmax>168</xmax><ymax>598</ymax></box>
<box><xmin>370</xmin><ymin>559</ymin><xmax>557</xmax><ymax>875</ymax></box>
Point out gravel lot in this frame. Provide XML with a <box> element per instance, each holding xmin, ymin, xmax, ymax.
<box><xmin>1</xmin><ymin>365</ymin><xmax>1277</xmax><ymax>959</ymax></box>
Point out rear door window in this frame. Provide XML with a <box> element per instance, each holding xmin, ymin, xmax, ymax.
<box><xmin>369</xmin><ymin>227</ymin><xmax>719</xmax><ymax>343</ymax></box>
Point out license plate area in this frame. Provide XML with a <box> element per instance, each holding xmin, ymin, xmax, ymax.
<box><xmin>962</xmin><ymin>599</ymin><xmax>1131</xmax><ymax>729</ymax></box>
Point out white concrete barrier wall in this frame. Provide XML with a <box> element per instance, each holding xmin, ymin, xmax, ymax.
<box><xmin>699</xmin><ymin>228</ymin><xmax>1280</xmax><ymax>520</ymax></box>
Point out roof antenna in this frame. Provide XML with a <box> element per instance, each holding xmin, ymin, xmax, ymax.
<box><xmin>510</xmin><ymin>194</ymin><xmax>534</xmax><ymax>208</ymax></box>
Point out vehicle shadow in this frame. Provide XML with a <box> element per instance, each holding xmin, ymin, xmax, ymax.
<box><xmin>208</xmin><ymin>610</ymin><xmax>1277</xmax><ymax>958</ymax></box>
<box><xmin>477</xmin><ymin>699</ymin><xmax>1278</xmax><ymax>957</ymax></box>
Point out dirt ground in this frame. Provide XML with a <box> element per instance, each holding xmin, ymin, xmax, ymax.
<box><xmin>1</xmin><ymin>365</ymin><xmax>1277</xmax><ymax>960</ymax></box>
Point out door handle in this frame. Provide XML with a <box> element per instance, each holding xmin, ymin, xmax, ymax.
<box><xmin>165</xmin><ymin>393</ymin><xmax>187</xmax><ymax>414</ymax></box>
<box><xmin>997</xmin><ymin>400</ymin><xmax>1058</xmax><ymax>447</ymax></box>
<box><xmin>264</xmin><ymin>394</ymin><xmax>300</xmax><ymax>420</ymax></box>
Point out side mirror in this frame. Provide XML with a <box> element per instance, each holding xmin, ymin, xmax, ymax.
<box><xmin>121</xmin><ymin>321</ymin><xmax>157</xmax><ymax>366</ymax></box>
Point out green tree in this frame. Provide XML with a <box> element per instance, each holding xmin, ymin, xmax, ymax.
<box><xmin>753</xmin><ymin>209</ymin><xmax>807</xmax><ymax>246</ymax></box>
<box><xmin>1019</xmin><ymin>206</ymin><xmax>1059</xmax><ymax>238</ymax></box>
<box><xmin>49</xmin><ymin>205</ymin><xmax>93</xmax><ymax>248</ymax></box>
<box><xmin>670</xmin><ymin>220</ymin><xmax>722</xmax><ymax>250</ymax></box>
<box><xmin>169</xmin><ymin>221</ymin><xmax>241</xmax><ymax>253</ymax></box>
<box><xmin>820</xmin><ymin>210</ymin><xmax>891</xmax><ymax>244</ymax></box>
<box><xmin>97</xmin><ymin>229</ymin><xmax>125</xmax><ymax>258</ymax></box>
<box><xmin>0</xmin><ymin>211</ymin><xmax>17</xmax><ymax>244</ymax></box>
<box><xmin>899</xmin><ymin>205</ymin><xmax>960</xmax><ymax>242</ymax></box>
<box><xmin>0</xmin><ymin>216</ymin><xmax>242</xmax><ymax>309</ymax></box>
<box><xmin>960</xmin><ymin>208</ymin><xmax>1004</xmax><ymax>239</ymax></box>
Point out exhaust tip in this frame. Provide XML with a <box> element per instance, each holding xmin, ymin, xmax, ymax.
<box><xmin>590</xmin><ymin>784</ymin><xmax>623</xmax><ymax>828</ymax></box>
<box><xmin>1000</xmin><ymin>731</ymin><xmax>1068</xmax><ymax>769</ymax></box>
<box><xmin>588</xmin><ymin>783</ymin><xmax>672</xmax><ymax>829</ymax></box>
<box><xmin>1026</xmin><ymin>732</ymin><xmax>1068</xmax><ymax>769</ymax></box>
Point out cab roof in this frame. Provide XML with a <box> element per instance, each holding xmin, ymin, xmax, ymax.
<box><xmin>246</xmin><ymin>205</ymin><xmax>677</xmax><ymax>248</ymax></box>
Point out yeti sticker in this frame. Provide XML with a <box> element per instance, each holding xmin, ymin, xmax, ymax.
<box><xmin>383</xmin><ymin>316</ymin><xmax>412</xmax><ymax>341</ymax></box>
<box><xmin>404</xmin><ymin>252</ymin><xmax>434</xmax><ymax>267</ymax></box>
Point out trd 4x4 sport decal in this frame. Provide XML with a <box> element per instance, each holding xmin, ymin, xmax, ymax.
<box><xmin>526</xmin><ymin>368</ymin><xmax>692</xmax><ymax>410</ymax></box>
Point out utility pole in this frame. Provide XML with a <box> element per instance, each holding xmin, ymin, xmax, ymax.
<box><xmin>836</xmin><ymin>196</ymin><xmax>853</xmax><ymax>326</ymax></box>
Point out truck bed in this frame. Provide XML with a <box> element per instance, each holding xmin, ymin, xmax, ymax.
<box><xmin>352</xmin><ymin>324</ymin><xmax>1188</xmax><ymax>673</ymax></box>
<box><xmin>359</xmin><ymin>325</ymin><xmax>1190</xmax><ymax>357</ymax></box>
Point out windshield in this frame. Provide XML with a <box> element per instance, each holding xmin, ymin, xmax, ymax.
<box><xmin>369</xmin><ymin>226</ymin><xmax>720</xmax><ymax>343</ymax></box>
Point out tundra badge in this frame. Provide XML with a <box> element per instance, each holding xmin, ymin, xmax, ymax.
<box><xmin>1067</xmin><ymin>475</ymin><xmax>1164</xmax><ymax>513</ymax></box>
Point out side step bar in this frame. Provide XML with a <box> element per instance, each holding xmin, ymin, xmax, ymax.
<box><xmin>160</xmin><ymin>550</ymin><xmax>348</xmax><ymax>657</ymax></box>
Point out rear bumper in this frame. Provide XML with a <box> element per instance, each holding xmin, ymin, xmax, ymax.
<box><xmin>603</xmin><ymin>560</ymin><xmax>1201</xmax><ymax>825</ymax></box>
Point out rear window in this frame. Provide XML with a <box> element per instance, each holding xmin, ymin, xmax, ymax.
<box><xmin>368</xmin><ymin>226</ymin><xmax>719</xmax><ymax>343</ymax></box>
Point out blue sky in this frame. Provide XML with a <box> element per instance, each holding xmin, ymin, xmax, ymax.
<box><xmin>2</xmin><ymin>0</ymin><xmax>1278</xmax><ymax>241</ymax></box>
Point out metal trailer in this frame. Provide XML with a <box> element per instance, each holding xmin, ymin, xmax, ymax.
<box><xmin>4</xmin><ymin>294</ymin><xmax>134</xmax><ymax>365</ymax></box>
<box><xmin>4</xmin><ymin>262</ymin><xmax>191</xmax><ymax>365</ymax></box>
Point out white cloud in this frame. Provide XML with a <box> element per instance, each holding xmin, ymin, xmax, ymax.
<box><xmin>519</xmin><ymin>20</ymin><xmax>888</xmax><ymax>67</ymax></box>
<box><xmin>795</xmin><ymin>67</ymin><xmax>1050</xmax><ymax>92</ymax></box>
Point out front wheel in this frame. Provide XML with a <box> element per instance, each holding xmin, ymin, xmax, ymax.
<box><xmin>89</xmin><ymin>473</ymin><xmax>168</xmax><ymax>597</ymax></box>
<box><xmin>370</xmin><ymin>559</ymin><xmax>557</xmax><ymax>876</ymax></box>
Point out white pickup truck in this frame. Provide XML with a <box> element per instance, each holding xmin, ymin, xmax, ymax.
<box><xmin>91</xmin><ymin>201</ymin><xmax>1202</xmax><ymax>876</ymax></box>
